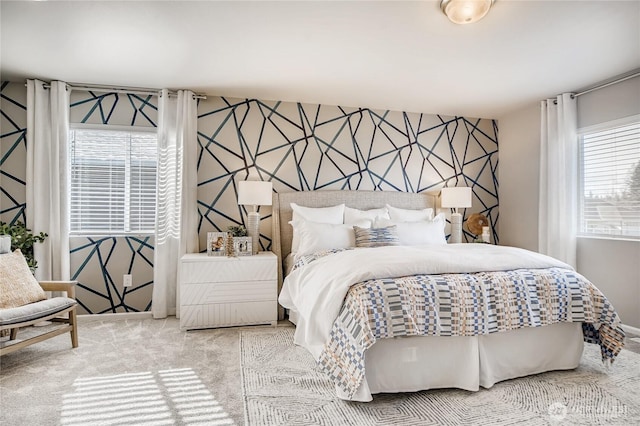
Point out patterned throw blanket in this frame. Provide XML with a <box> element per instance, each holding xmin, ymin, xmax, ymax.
<box><xmin>305</xmin><ymin>257</ymin><xmax>626</xmax><ymax>399</ymax></box>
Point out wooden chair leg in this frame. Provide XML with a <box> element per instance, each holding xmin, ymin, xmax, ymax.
<box><xmin>69</xmin><ymin>309</ymin><xmax>78</xmax><ymax>348</ymax></box>
<box><xmin>10</xmin><ymin>328</ymin><xmax>18</xmax><ymax>341</ymax></box>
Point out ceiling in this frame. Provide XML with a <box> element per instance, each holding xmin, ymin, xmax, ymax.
<box><xmin>1</xmin><ymin>1</ymin><xmax>639</xmax><ymax>119</ymax></box>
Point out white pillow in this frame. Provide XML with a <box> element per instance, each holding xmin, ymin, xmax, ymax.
<box><xmin>386</xmin><ymin>204</ymin><xmax>434</xmax><ymax>222</ymax></box>
<box><xmin>293</xmin><ymin>219</ymin><xmax>370</xmax><ymax>259</ymax></box>
<box><xmin>344</xmin><ymin>206</ymin><xmax>390</xmax><ymax>224</ymax></box>
<box><xmin>374</xmin><ymin>214</ymin><xmax>446</xmax><ymax>246</ymax></box>
<box><xmin>290</xmin><ymin>203</ymin><xmax>345</xmax><ymax>252</ymax></box>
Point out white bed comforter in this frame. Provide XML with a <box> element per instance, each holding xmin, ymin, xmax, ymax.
<box><xmin>278</xmin><ymin>244</ymin><xmax>571</xmax><ymax>359</ymax></box>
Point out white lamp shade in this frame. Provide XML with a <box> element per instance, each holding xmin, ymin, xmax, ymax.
<box><xmin>441</xmin><ymin>187</ymin><xmax>472</xmax><ymax>208</ymax></box>
<box><xmin>237</xmin><ymin>181</ymin><xmax>273</xmax><ymax>206</ymax></box>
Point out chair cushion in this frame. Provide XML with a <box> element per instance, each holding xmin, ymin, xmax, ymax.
<box><xmin>0</xmin><ymin>250</ymin><xmax>47</xmax><ymax>309</ymax></box>
<box><xmin>0</xmin><ymin>297</ymin><xmax>76</xmax><ymax>326</ymax></box>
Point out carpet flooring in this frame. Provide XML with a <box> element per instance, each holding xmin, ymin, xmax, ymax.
<box><xmin>1</xmin><ymin>318</ymin><xmax>249</xmax><ymax>425</ymax></box>
<box><xmin>1</xmin><ymin>318</ymin><xmax>639</xmax><ymax>426</ymax></box>
<box><xmin>241</xmin><ymin>328</ymin><xmax>640</xmax><ymax>425</ymax></box>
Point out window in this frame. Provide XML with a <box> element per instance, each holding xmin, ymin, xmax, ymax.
<box><xmin>69</xmin><ymin>127</ymin><xmax>157</xmax><ymax>235</ymax></box>
<box><xmin>579</xmin><ymin>116</ymin><xmax>640</xmax><ymax>239</ymax></box>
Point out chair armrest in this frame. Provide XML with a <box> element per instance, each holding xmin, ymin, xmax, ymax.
<box><xmin>39</xmin><ymin>281</ymin><xmax>78</xmax><ymax>299</ymax></box>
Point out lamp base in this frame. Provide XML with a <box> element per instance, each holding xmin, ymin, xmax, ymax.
<box><xmin>247</xmin><ymin>211</ymin><xmax>260</xmax><ymax>255</ymax></box>
<box><xmin>450</xmin><ymin>212</ymin><xmax>463</xmax><ymax>244</ymax></box>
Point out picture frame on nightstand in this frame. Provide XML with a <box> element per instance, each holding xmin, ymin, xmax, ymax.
<box><xmin>233</xmin><ymin>237</ymin><xmax>252</xmax><ymax>256</ymax></box>
<box><xmin>207</xmin><ymin>232</ymin><xmax>227</xmax><ymax>256</ymax></box>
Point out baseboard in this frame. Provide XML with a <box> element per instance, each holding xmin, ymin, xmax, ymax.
<box><xmin>621</xmin><ymin>324</ymin><xmax>640</xmax><ymax>336</ymax></box>
<box><xmin>78</xmin><ymin>312</ymin><xmax>154</xmax><ymax>322</ymax></box>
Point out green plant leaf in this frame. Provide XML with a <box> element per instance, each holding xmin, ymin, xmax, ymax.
<box><xmin>0</xmin><ymin>221</ymin><xmax>48</xmax><ymax>270</ymax></box>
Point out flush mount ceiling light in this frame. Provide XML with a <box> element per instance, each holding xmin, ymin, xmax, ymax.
<box><xmin>440</xmin><ymin>0</ymin><xmax>494</xmax><ymax>25</ymax></box>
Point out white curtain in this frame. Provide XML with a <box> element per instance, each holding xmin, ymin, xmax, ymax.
<box><xmin>152</xmin><ymin>89</ymin><xmax>199</xmax><ymax>319</ymax></box>
<box><xmin>26</xmin><ymin>79</ymin><xmax>70</xmax><ymax>281</ymax></box>
<box><xmin>539</xmin><ymin>93</ymin><xmax>578</xmax><ymax>267</ymax></box>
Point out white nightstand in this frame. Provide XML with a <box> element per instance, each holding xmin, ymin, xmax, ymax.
<box><xmin>179</xmin><ymin>251</ymin><xmax>278</xmax><ymax>330</ymax></box>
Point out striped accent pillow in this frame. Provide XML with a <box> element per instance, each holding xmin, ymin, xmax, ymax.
<box><xmin>353</xmin><ymin>226</ymin><xmax>400</xmax><ymax>248</ymax></box>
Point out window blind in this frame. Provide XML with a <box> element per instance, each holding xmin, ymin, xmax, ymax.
<box><xmin>69</xmin><ymin>129</ymin><xmax>157</xmax><ymax>234</ymax></box>
<box><xmin>579</xmin><ymin>120</ymin><xmax>640</xmax><ymax>239</ymax></box>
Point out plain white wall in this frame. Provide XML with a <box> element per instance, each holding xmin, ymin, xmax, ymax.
<box><xmin>497</xmin><ymin>102</ymin><xmax>540</xmax><ymax>252</ymax></box>
<box><xmin>578</xmin><ymin>75</ymin><xmax>640</xmax><ymax>128</ymax></box>
<box><xmin>577</xmin><ymin>238</ymin><xmax>640</xmax><ymax>328</ymax></box>
<box><xmin>499</xmin><ymin>75</ymin><xmax>640</xmax><ymax>328</ymax></box>
<box><xmin>575</xmin><ymin>75</ymin><xmax>640</xmax><ymax>328</ymax></box>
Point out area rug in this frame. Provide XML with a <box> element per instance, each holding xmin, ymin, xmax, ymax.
<box><xmin>240</xmin><ymin>327</ymin><xmax>640</xmax><ymax>425</ymax></box>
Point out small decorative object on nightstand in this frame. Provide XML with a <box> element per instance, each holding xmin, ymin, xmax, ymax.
<box><xmin>227</xmin><ymin>225</ymin><xmax>250</xmax><ymax>257</ymax></box>
<box><xmin>467</xmin><ymin>213</ymin><xmax>490</xmax><ymax>243</ymax></box>
<box><xmin>179</xmin><ymin>251</ymin><xmax>277</xmax><ymax>330</ymax></box>
<box><xmin>233</xmin><ymin>237</ymin><xmax>252</xmax><ymax>256</ymax></box>
<box><xmin>207</xmin><ymin>232</ymin><xmax>227</xmax><ymax>256</ymax></box>
<box><xmin>481</xmin><ymin>226</ymin><xmax>491</xmax><ymax>243</ymax></box>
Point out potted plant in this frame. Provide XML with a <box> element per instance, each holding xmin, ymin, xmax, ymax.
<box><xmin>0</xmin><ymin>221</ymin><xmax>48</xmax><ymax>272</ymax></box>
<box><xmin>227</xmin><ymin>225</ymin><xmax>248</xmax><ymax>238</ymax></box>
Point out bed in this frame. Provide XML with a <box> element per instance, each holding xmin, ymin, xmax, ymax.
<box><xmin>271</xmin><ymin>190</ymin><xmax>625</xmax><ymax>402</ymax></box>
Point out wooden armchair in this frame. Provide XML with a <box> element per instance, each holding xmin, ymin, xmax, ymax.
<box><xmin>0</xmin><ymin>280</ymin><xmax>78</xmax><ymax>356</ymax></box>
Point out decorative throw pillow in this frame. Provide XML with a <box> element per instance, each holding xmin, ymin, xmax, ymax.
<box><xmin>353</xmin><ymin>225</ymin><xmax>400</xmax><ymax>248</ymax></box>
<box><xmin>0</xmin><ymin>249</ymin><xmax>46</xmax><ymax>309</ymax></box>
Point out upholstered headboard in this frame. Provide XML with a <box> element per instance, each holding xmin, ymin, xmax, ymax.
<box><xmin>271</xmin><ymin>190</ymin><xmax>436</xmax><ymax>317</ymax></box>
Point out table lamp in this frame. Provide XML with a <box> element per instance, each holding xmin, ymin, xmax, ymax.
<box><xmin>440</xmin><ymin>187</ymin><xmax>472</xmax><ymax>244</ymax></box>
<box><xmin>238</xmin><ymin>180</ymin><xmax>272</xmax><ymax>254</ymax></box>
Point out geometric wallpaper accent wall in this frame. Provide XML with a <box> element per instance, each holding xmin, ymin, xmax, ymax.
<box><xmin>68</xmin><ymin>91</ymin><xmax>158</xmax><ymax>314</ymax></box>
<box><xmin>2</xmin><ymin>82</ymin><xmax>498</xmax><ymax>316</ymax></box>
<box><xmin>1</xmin><ymin>82</ymin><xmax>158</xmax><ymax>314</ymax></box>
<box><xmin>69</xmin><ymin>235</ymin><xmax>154</xmax><ymax>314</ymax></box>
<box><xmin>0</xmin><ymin>82</ymin><xmax>28</xmax><ymax>225</ymax></box>
<box><xmin>196</xmin><ymin>97</ymin><xmax>499</xmax><ymax>252</ymax></box>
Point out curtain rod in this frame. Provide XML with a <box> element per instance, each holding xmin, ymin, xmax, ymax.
<box><xmin>574</xmin><ymin>71</ymin><xmax>640</xmax><ymax>98</ymax></box>
<box><xmin>29</xmin><ymin>81</ymin><xmax>207</xmax><ymax>100</ymax></box>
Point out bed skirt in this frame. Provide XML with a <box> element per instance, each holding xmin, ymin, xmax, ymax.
<box><xmin>343</xmin><ymin>322</ymin><xmax>583</xmax><ymax>401</ymax></box>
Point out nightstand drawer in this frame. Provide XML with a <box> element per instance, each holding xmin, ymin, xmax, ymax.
<box><xmin>179</xmin><ymin>252</ymin><xmax>278</xmax><ymax>330</ymax></box>
<box><xmin>180</xmin><ymin>301</ymin><xmax>276</xmax><ymax>329</ymax></box>
<box><xmin>181</xmin><ymin>280</ymin><xmax>276</xmax><ymax>305</ymax></box>
<box><xmin>181</xmin><ymin>257</ymin><xmax>276</xmax><ymax>283</ymax></box>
